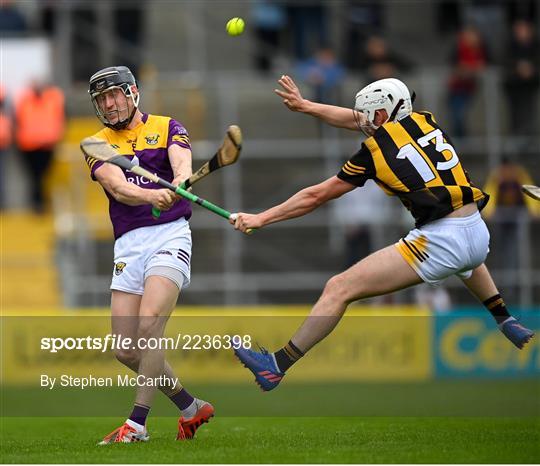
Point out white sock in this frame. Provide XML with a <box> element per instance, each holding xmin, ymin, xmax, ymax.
<box><xmin>182</xmin><ymin>399</ymin><xmax>198</xmax><ymax>419</ymax></box>
<box><xmin>125</xmin><ymin>419</ymin><xmax>145</xmax><ymax>432</ymax></box>
<box><xmin>499</xmin><ymin>316</ymin><xmax>515</xmax><ymax>329</ymax></box>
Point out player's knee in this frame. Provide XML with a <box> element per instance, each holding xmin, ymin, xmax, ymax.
<box><xmin>137</xmin><ymin>314</ymin><xmax>162</xmax><ymax>340</ymax></box>
<box><xmin>115</xmin><ymin>348</ymin><xmax>139</xmax><ymax>367</ymax></box>
<box><xmin>323</xmin><ymin>275</ymin><xmax>349</xmax><ymax>304</ymax></box>
<box><xmin>325</xmin><ymin>272</ymin><xmax>368</xmax><ymax>304</ymax></box>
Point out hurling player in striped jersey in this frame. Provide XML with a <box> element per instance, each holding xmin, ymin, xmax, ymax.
<box><xmin>231</xmin><ymin>75</ymin><xmax>534</xmax><ymax>391</ymax></box>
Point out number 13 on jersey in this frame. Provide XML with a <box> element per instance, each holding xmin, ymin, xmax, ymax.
<box><xmin>397</xmin><ymin>129</ymin><xmax>460</xmax><ymax>183</ymax></box>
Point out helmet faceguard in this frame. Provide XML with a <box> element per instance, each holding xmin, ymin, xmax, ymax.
<box><xmin>89</xmin><ymin>66</ymin><xmax>140</xmax><ymax>130</ymax></box>
<box><xmin>353</xmin><ymin>78</ymin><xmax>414</xmax><ymax>136</ymax></box>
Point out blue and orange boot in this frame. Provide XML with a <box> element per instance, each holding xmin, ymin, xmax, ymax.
<box><xmin>234</xmin><ymin>346</ymin><xmax>285</xmax><ymax>391</ymax></box>
<box><xmin>500</xmin><ymin>317</ymin><xmax>535</xmax><ymax>349</ymax></box>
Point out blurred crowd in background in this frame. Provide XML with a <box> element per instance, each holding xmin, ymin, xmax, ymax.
<box><xmin>0</xmin><ymin>0</ymin><xmax>539</xmax><ymax>308</ymax></box>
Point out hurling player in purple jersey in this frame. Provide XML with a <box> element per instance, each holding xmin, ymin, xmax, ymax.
<box><xmin>85</xmin><ymin>66</ymin><xmax>213</xmax><ymax>444</ymax></box>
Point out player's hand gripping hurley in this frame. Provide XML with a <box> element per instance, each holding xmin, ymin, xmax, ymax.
<box><xmin>80</xmin><ymin>135</ymin><xmax>237</xmax><ymax>223</ymax></box>
<box><xmin>152</xmin><ymin>125</ymin><xmax>243</xmax><ymax>218</ymax></box>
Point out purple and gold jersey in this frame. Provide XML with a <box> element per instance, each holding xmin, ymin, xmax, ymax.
<box><xmin>337</xmin><ymin>111</ymin><xmax>488</xmax><ymax>227</ymax></box>
<box><xmin>85</xmin><ymin>113</ymin><xmax>192</xmax><ymax>239</ymax></box>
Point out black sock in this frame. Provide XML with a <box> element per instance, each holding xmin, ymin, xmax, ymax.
<box><xmin>483</xmin><ymin>294</ymin><xmax>511</xmax><ymax>324</ymax></box>
<box><xmin>129</xmin><ymin>403</ymin><xmax>150</xmax><ymax>426</ymax></box>
<box><xmin>273</xmin><ymin>340</ymin><xmax>304</xmax><ymax>372</ymax></box>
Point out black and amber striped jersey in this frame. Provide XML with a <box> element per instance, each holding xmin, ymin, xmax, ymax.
<box><xmin>337</xmin><ymin>111</ymin><xmax>489</xmax><ymax>227</ymax></box>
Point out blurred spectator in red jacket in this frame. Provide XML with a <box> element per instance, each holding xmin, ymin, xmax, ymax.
<box><xmin>447</xmin><ymin>26</ymin><xmax>489</xmax><ymax>138</ymax></box>
<box><xmin>15</xmin><ymin>81</ymin><xmax>65</xmax><ymax>213</ymax></box>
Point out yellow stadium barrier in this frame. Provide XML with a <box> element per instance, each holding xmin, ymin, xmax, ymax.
<box><xmin>1</xmin><ymin>306</ymin><xmax>432</xmax><ymax>385</ymax></box>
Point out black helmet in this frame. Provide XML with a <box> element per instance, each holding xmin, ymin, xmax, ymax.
<box><xmin>89</xmin><ymin>66</ymin><xmax>139</xmax><ymax>130</ymax></box>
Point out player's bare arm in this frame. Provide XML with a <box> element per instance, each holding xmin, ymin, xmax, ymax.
<box><xmin>232</xmin><ymin>176</ymin><xmax>354</xmax><ymax>233</ymax></box>
<box><xmin>94</xmin><ymin>163</ymin><xmax>176</xmax><ymax>210</ymax></box>
<box><xmin>168</xmin><ymin>145</ymin><xmax>193</xmax><ymax>189</ymax></box>
<box><xmin>275</xmin><ymin>75</ymin><xmax>366</xmax><ymax>131</ymax></box>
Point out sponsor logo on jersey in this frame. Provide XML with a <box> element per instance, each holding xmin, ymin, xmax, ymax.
<box><xmin>114</xmin><ymin>262</ymin><xmax>127</xmax><ymax>276</ymax></box>
<box><xmin>126</xmin><ymin>174</ymin><xmax>156</xmax><ymax>186</ymax></box>
<box><xmin>156</xmin><ymin>250</ymin><xmax>173</xmax><ymax>256</ymax></box>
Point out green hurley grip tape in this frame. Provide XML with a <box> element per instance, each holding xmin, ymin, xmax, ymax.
<box><xmin>175</xmin><ymin>185</ymin><xmax>231</xmax><ymax>219</ymax></box>
<box><xmin>152</xmin><ymin>181</ymin><xmax>187</xmax><ymax>219</ymax></box>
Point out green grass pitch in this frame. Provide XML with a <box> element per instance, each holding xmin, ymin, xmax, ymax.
<box><xmin>2</xmin><ymin>381</ymin><xmax>539</xmax><ymax>463</ymax></box>
<box><xmin>1</xmin><ymin>416</ymin><xmax>539</xmax><ymax>463</ymax></box>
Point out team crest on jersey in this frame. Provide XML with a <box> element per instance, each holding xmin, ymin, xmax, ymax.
<box><xmin>145</xmin><ymin>134</ymin><xmax>160</xmax><ymax>145</ymax></box>
<box><xmin>114</xmin><ymin>262</ymin><xmax>127</xmax><ymax>276</ymax></box>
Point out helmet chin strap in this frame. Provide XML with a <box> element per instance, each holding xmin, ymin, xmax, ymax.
<box><xmin>108</xmin><ymin>105</ymin><xmax>137</xmax><ymax>130</ymax></box>
<box><xmin>388</xmin><ymin>92</ymin><xmax>415</xmax><ymax>122</ymax></box>
<box><xmin>388</xmin><ymin>98</ymin><xmax>404</xmax><ymax>122</ymax></box>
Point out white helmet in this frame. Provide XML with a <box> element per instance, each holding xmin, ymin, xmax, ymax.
<box><xmin>354</xmin><ymin>78</ymin><xmax>413</xmax><ymax>129</ymax></box>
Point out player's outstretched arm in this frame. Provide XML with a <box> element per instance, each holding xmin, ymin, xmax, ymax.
<box><xmin>231</xmin><ymin>176</ymin><xmax>355</xmax><ymax>233</ymax></box>
<box><xmin>274</xmin><ymin>75</ymin><xmax>365</xmax><ymax>132</ymax></box>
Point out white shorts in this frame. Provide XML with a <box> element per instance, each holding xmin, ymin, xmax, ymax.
<box><xmin>111</xmin><ymin>217</ymin><xmax>192</xmax><ymax>295</ymax></box>
<box><xmin>395</xmin><ymin>211</ymin><xmax>490</xmax><ymax>286</ymax></box>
